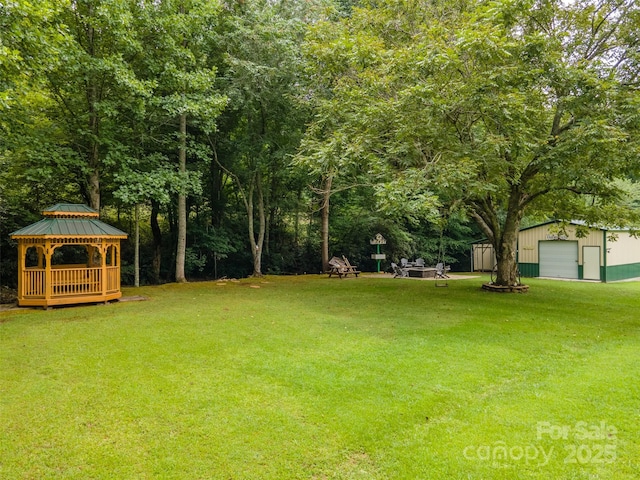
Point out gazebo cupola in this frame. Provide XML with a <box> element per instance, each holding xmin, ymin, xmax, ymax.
<box><xmin>10</xmin><ymin>204</ymin><xmax>128</xmax><ymax>308</ymax></box>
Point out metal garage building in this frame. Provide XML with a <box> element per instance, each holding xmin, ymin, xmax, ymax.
<box><xmin>472</xmin><ymin>220</ymin><xmax>640</xmax><ymax>282</ymax></box>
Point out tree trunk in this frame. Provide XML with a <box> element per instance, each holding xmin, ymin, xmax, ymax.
<box><xmin>265</xmin><ymin>172</ymin><xmax>279</xmax><ymax>257</ymax></box>
<box><xmin>85</xmin><ymin>4</ymin><xmax>101</xmax><ymax>211</ymax></box>
<box><xmin>175</xmin><ymin>112</ymin><xmax>187</xmax><ymax>283</ymax></box>
<box><xmin>88</xmin><ymin>168</ymin><xmax>100</xmax><ymax>211</ymax></box>
<box><xmin>248</xmin><ymin>172</ymin><xmax>266</xmax><ymax>277</ymax></box>
<box><xmin>294</xmin><ymin>189</ymin><xmax>301</xmax><ymax>245</ymax></box>
<box><xmin>472</xmin><ymin>186</ymin><xmax>524</xmax><ymax>287</ymax></box>
<box><xmin>493</xmin><ymin>228</ymin><xmax>520</xmax><ymax>286</ymax></box>
<box><xmin>86</xmin><ymin>74</ymin><xmax>100</xmax><ymax>211</ymax></box>
<box><xmin>134</xmin><ymin>204</ymin><xmax>140</xmax><ymax>287</ymax></box>
<box><xmin>151</xmin><ymin>200</ymin><xmax>162</xmax><ymax>284</ymax></box>
<box><xmin>320</xmin><ymin>174</ymin><xmax>333</xmax><ymax>272</ymax></box>
<box><xmin>210</xmin><ymin>148</ymin><xmax>225</xmax><ymax>228</ymax></box>
<box><xmin>496</xmin><ymin>187</ymin><xmax>524</xmax><ymax>286</ymax></box>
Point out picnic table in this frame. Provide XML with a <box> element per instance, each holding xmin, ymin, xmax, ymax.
<box><xmin>327</xmin><ymin>256</ymin><xmax>361</xmax><ymax>278</ymax></box>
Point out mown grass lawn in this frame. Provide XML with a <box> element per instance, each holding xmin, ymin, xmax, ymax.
<box><xmin>1</xmin><ymin>275</ymin><xmax>640</xmax><ymax>479</ymax></box>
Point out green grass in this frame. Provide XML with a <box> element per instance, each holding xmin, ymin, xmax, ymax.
<box><xmin>2</xmin><ymin>275</ymin><xmax>640</xmax><ymax>479</ymax></box>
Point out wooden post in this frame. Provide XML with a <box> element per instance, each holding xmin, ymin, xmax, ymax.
<box><xmin>134</xmin><ymin>204</ymin><xmax>140</xmax><ymax>287</ymax></box>
<box><xmin>17</xmin><ymin>242</ymin><xmax>24</xmax><ymax>303</ymax></box>
<box><xmin>44</xmin><ymin>240</ymin><xmax>53</xmax><ymax>306</ymax></box>
<box><xmin>101</xmin><ymin>240</ymin><xmax>108</xmax><ymax>302</ymax></box>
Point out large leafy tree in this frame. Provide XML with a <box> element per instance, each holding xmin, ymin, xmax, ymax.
<box><xmin>301</xmin><ymin>0</ymin><xmax>640</xmax><ymax>286</ymax></box>
<box><xmin>132</xmin><ymin>0</ymin><xmax>227</xmax><ymax>283</ymax></box>
<box><xmin>298</xmin><ymin>2</ymin><xmax>452</xmax><ymax>271</ymax></box>
<box><xmin>32</xmin><ymin>0</ymin><xmax>152</xmax><ymax>210</ymax></box>
<box><xmin>212</xmin><ymin>0</ymin><xmax>321</xmax><ymax>276</ymax></box>
<box><xmin>1</xmin><ymin>0</ymin><xmax>93</xmax><ymax>210</ymax></box>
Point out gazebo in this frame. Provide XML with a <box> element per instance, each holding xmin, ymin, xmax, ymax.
<box><xmin>10</xmin><ymin>204</ymin><xmax>128</xmax><ymax>308</ymax></box>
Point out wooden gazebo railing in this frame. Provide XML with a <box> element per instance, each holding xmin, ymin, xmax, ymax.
<box><xmin>10</xmin><ymin>204</ymin><xmax>127</xmax><ymax>308</ymax></box>
<box><xmin>22</xmin><ymin>266</ymin><xmax>120</xmax><ymax>298</ymax></box>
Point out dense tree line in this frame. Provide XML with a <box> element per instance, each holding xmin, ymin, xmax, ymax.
<box><xmin>1</xmin><ymin>0</ymin><xmax>639</xmax><ymax>288</ymax></box>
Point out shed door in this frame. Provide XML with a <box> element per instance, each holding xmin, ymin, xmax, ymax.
<box><xmin>583</xmin><ymin>246</ymin><xmax>601</xmax><ymax>280</ymax></box>
<box><xmin>539</xmin><ymin>241</ymin><xmax>578</xmax><ymax>279</ymax></box>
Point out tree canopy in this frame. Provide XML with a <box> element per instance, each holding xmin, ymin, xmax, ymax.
<box><xmin>2</xmin><ymin>0</ymin><xmax>639</xmax><ymax>288</ymax></box>
<box><xmin>299</xmin><ymin>0</ymin><xmax>640</xmax><ymax>285</ymax></box>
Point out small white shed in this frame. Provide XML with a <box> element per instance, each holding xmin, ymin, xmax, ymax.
<box><xmin>472</xmin><ymin>220</ymin><xmax>640</xmax><ymax>282</ymax></box>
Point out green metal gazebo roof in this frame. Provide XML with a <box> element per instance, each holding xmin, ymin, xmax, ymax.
<box><xmin>43</xmin><ymin>203</ymin><xmax>99</xmax><ymax>215</ymax></box>
<box><xmin>10</xmin><ymin>204</ymin><xmax>127</xmax><ymax>238</ymax></box>
<box><xmin>11</xmin><ymin>218</ymin><xmax>127</xmax><ymax>238</ymax></box>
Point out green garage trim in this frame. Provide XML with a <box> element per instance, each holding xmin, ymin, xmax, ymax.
<box><xmin>603</xmin><ymin>230</ymin><xmax>607</xmax><ymax>283</ymax></box>
<box><xmin>605</xmin><ymin>263</ymin><xmax>640</xmax><ymax>282</ymax></box>
<box><xmin>518</xmin><ymin>263</ymin><xmax>539</xmax><ymax>277</ymax></box>
<box><xmin>516</xmin><ymin>263</ymin><xmax>633</xmax><ymax>282</ymax></box>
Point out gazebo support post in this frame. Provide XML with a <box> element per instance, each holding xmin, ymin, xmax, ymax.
<box><xmin>101</xmin><ymin>241</ymin><xmax>108</xmax><ymax>303</ymax></box>
<box><xmin>17</xmin><ymin>242</ymin><xmax>24</xmax><ymax>303</ymax></box>
<box><xmin>116</xmin><ymin>245</ymin><xmax>121</xmax><ymax>292</ymax></box>
<box><xmin>44</xmin><ymin>240</ymin><xmax>53</xmax><ymax>306</ymax></box>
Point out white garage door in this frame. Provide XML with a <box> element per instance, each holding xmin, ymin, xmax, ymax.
<box><xmin>539</xmin><ymin>241</ymin><xmax>578</xmax><ymax>278</ymax></box>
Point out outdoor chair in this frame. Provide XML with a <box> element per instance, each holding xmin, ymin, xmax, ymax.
<box><xmin>391</xmin><ymin>262</ymin><xmax>409</xmax><ymax>278</ymax></box>
<box><xmin>435</xmin><ymin>262</ymin><xmax>450</xmax><ymax>279</ymax></box>
<box><xmin>415</xmin><ymin>258</ymin><xmax>425</xmax><ymax>267</ymax></box>
<box><xmin>342</xmin><ymin>256</ymin><xmax>361</xmax><ymax>277</ymax></box>
<box><xmin>327</xmin><ymin>256</ymin><xmax>360</xmax><ymax>278</ymax></box>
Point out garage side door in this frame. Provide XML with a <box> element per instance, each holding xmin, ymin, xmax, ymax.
<box><xmin>539</xmin><ymin>241</ymin><xmax>579</xmax><ymax>279</ymax></box>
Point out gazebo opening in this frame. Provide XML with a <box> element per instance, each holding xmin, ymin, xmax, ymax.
<box><xmin>10</xmin><ymin>204</ymin><xmax>128</xmax><ymax>308</ymax></box>
<box><xmin>52</xmin><ymin>245</ymin><xmax>90</xmax><ymax>266</ymax></box>
<box><xmin>25</xmin><ymin>247</ymin><xmax>42</xmax><ymax>268</ymax></box>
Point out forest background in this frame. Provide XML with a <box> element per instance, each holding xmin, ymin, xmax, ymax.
<box><xmin>1</xmin><ymin>0</ymin><xmax>639</xmax><ymax>287</ymax></box>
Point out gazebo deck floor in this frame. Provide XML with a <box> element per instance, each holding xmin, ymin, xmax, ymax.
<box><xmin>18</xmin><ymin>292</ymin><xmax>122</xmax><ymax>308</ymax></box>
